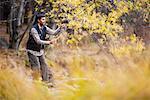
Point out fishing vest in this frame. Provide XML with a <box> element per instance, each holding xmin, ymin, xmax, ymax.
<box><xmin>27</xmin><ymin>24</ymin><xmax>47</xmax><ymax>52</ymax></box>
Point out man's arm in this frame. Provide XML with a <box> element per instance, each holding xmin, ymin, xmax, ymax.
<box><xmin>31</xmin><ymin>28</ymin><xmax>51</xmax><ymax>45</ymax></box>
<box><xmin>45</xmin><ymin>26</ymin><xmax>61</xmax><ymax>35</ymax></box>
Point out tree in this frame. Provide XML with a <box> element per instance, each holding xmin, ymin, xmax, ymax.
<box><xmin>8</xmin><ymin>0</ymin><xmax>26</xmax><ymax>49</ymax></box>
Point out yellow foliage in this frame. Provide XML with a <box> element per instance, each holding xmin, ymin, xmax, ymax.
<box><xmin>36</xmin><ymin>0</ymin><xmax>43</xmax><ymax>5</ymax></box>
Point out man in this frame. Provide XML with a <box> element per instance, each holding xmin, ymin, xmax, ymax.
<box><xmin>26</xmin><ymin>13</ymin><xmax>60</xmax><ymax>82</ymax></box>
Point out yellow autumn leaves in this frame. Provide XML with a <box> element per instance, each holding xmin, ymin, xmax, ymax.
<box><xmin>34</xmin><ymin>0</ymin><xmax>147</xmax><ymax>56</ymax></box>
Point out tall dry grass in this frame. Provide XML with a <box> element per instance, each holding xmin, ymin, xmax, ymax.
<box><xmin>0</xmin><ymin>46</ymin><xmax>150</xmax><ymax>100</ymax></box>
<box><xmin>0</xmin><ymin>50</ymin><xmax>52</xmax><ymax>100</ymax></box>
<box><xmin>46</xmin><ymin>45</ymin><xmax>150</xmax><ymax>100</ymax></box>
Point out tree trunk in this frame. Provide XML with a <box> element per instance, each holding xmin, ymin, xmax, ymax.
<box><xmin>17</xmin><ymin>0</ymin><xmax>25</xmax><ymax>26</ymax></box>
<box><xmin>8</xmin><ymin>0</ymin><xmax>26</xmax><ymax>50</ymax></box>
<box><xmin>9</xmin><ymin>0</ymin><xmax>17</xmax><ymax>49</ymax></box>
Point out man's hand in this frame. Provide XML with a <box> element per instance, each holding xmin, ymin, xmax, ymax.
<box><xmin>48</xmin><ymin>41</ymin><xmax>53</xmax><ymax>44</ymax></box>
<box><xmin>48</xmin><ymin>39</ymin><xmax>57</xmax><ymax>44</ymax></box>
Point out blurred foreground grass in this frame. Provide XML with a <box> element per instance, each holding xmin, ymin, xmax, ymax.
<box><xmin>0</xmin><ymin>46</ymin><xmax>150</xmax><ymax>100</ymax></box>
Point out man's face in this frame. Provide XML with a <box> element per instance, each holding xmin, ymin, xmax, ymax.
<box><xmin>38</xmin><ymin>17</ymin><xmax>46</xmax><ymax>26</ymax></box>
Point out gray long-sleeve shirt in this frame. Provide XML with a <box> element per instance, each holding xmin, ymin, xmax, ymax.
<box><xmin>31</xmin><ymin>25</ymin><xmax>60</xmax><ymax>45</ymax></box>
<box><xmin>27</xmin><ymin>25</ymin><xmax>60</xmax><ymax>56</ymax></box>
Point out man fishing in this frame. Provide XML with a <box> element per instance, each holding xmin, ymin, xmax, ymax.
<box><xmin>26</xmin><ymin>13</ymin><xmax>61</xmax><ymax>82</ymax></box>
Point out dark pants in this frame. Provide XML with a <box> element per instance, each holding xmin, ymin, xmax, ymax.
<box><xmin>27</xmin><ymin>52</ymin><xmax>52</xmax><ymax>82</ymax></box>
